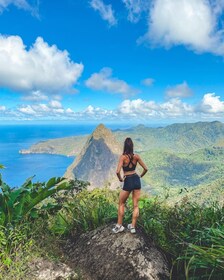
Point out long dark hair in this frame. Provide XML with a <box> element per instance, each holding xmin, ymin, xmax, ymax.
<box><xmin>123</xmin><ymin>137</ymin><xmax>134</xmax><ymax>158</ymax></box>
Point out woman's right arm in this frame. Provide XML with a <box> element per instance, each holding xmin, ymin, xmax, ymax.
<box><xmin>116</xmin><ymin>155</ymin><xmax>124</xmax><ymax>182</ymax></box>
<box><xmin>137</xmin><ymin>155</ymin><xmax>148</xmax><ymax>178</ymax></box>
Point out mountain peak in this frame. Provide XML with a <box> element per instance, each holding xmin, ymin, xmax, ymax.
<box><xmin>92</xmin><ymin>123</ymin><xmax>112</xmax><ymax>140</ymax></box>
<box><xmin>64</xmin><ymin>124</ymin><xmax>122</xmax><ymax>189</ymax></box>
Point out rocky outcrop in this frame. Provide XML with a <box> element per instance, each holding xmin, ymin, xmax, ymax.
<box><xmin>65</xmin><ymin>224</ymin><xmax>170</xmax><ymax>280</ymax></box>
<box><xmin>64</xmin><ymin>124</ymin><xmax>122</xmax><ymax>189</ymax></box>
<box><xmin>29</xmin><ymin>257</ymin><xmax>79</xmax><ymax>280</ymax></box>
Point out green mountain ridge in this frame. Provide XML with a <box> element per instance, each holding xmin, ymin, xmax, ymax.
<box><xmin>20</xmin><ymin>121</ymin><xmax>224</xmax><ymax>156</ymax></box>
<box><xmin>115</xmin><ymin>121</ymin><xmax>224</xmax><ymax>153</ymax></box>
<box><xmin>18</xmin><ymin>121</ymin><xmax>224</xmax><ymax>200</ymax></box>
<box><xmin>141</xmin><ymin>146</ymin><xmax>224</xmax><ymax>192</ymax></box>
<box><xmin>169</xmin><ymin>176</ymin><xmax>224</xmax><ymax>205</ymax></box>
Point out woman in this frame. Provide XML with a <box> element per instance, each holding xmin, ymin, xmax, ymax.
<box><xmin>112</xmin><ymin>137</ymin><xmax>148</xmax><ymax>234</ymax></box>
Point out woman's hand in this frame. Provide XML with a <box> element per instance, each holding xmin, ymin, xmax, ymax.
<box><xmin>119</xmin><ymin>176</ymin><xmax>125</xmax><ymax>182</ymax></box>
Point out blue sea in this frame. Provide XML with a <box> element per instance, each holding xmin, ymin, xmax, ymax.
<box><xmin>0</xmin><ymin>123</ymin><xmax>132</xmax><ymax>187</ymax></box>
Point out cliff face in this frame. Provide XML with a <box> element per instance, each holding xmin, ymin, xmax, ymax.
<box><xmin>64</xmin><ymin>124</ymin><xmax>122</xmax><ymax>189</ymax></box>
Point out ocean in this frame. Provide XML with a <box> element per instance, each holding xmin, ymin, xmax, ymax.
<box><xmin>0</xmin><ymin>123</ymin><xmax>131</xmax><ymax>187</ymax></box>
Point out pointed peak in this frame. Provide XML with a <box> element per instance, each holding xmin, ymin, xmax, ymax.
<box><xmin>92</xmin><ymin>123</ymin><xmax>112</xmax><ymax>139</ymax></box>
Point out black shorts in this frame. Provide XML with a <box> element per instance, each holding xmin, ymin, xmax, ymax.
<box><xmin>123</xmin><ymin>173</ymin><xmax>141</xmax><ymax>192</ymax></box>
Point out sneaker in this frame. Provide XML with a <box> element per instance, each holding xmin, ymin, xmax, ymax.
<box><xmin>112</xmin><ymin>224</ymin><xmax>125</xmax><ymax>234</ymax></box>
<box><xmin>127</xmin><ymin>224</ymin><xmax>136</xmax><ymax>234</ymax></box>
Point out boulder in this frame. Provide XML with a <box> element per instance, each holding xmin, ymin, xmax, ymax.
<box><xmin>64</xmin><ymin>224</ymin><xmax>170</xmax><ymax>280</ymax></box>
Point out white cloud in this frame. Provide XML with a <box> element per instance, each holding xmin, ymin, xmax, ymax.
<box><xmin>85</xmin><ymin>67</ymin><xmax>139</xmax><ymax>96</ymax></box>
<box><xmin>81</xmin><ymin>105</ymin><xmax>117</xmax><ymax>120</ymax></box>
<box><xmin>141</xmin><ymin>77</ymin><xmax>154</xmax><ymax>86</ymax></box>
<box><xmin>199</xmin><ymin>93</ymin><xmax>224</xmax><ymax>113</ymax></box>
<box><xmin>145</xmin><ymin>0</ymin><xmax>224</xmax><ymax>55</ymax></box>
<box><xmin>0</xmin><ymin>35</ymin><xmax>84</xmax><ymax>93</ymax></box>
<box><xmin>0</xmin><ymin>105</ymin><xmax>6</xmax><ymax>111</ymax></box>
<box><xmin>22</xmin><ymin>90</ymin><xmax>48</xmax><ymax>101</ymax></box>
<box><xmin>122</xmin><ymin>0</ymin><xmax>149</xmax><ymax>23</ymax></box>
<box><xmin>166</xmin><ymin>81</ymin><xmax>193</xmax><ymax>98</ymax></box>
<box><xmin>90</xmin><ymin>0</ymin><xmax>117</xmax><ymax>26</ymax></box>
<box><xmin>0</xmin><ymin>0</ymin><xmax>39</xmax><ymax>17</ymax></box>
<box><xmin>18</xmin><ymin>104</ymin><xmax>36</xmax><ymax>115</ymax></box>
<box><xmin>119</xmin><ymin>99</ymin><xmax>156</xmax><ymax>115</ymax></box>
<box><xmin>160</xmin><ymin>98</ymin><xmax>193</xmax><ymax>116</ymax></box>
<box><xmin>1</xmin><ymin>93</ymin><xmax>223</xmax><ymax>121</ymax></box>
<box><xmin>66</xmin><ymin>108</ymin><xmax>74</xmax><ymax>114</ymax></box>
<box><xmin>14</xmin><ymin>102</ymin><xmax>117</xmax><ymax>121</ymax></box>
<box><xmin>18</xmin><ymin>103</ymin><xmax>61</xmax><ymax>116</ymax></box>
<box><xmin>118</xmin><ymin>97</ymin><xmax>193</xmax><ymax>118</ymax></box>
<box><xmin>49</xmin><ymin>100</ymin><xmax>62</xmax><ymax>109</ymax></box>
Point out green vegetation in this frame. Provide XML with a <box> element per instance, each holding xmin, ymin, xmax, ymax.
<box><xmin>22</xmin><ymin>121</ymin><xmax>224</xmax><ymax>200</ymax></box>
<box><xmin>0</xmin><ymin>174</ymin><xmax>86</xmax><ymax>226</ymax></box>
<box><xmin>50</xmin><ymin>188</ymin><xmax>118</xmax><ymax>235</ymax></box>
<box><xmin>20</xmin><ymin>135</ymin><xmax>88</xmax><ymax>156</ymax></box>
<box><xmin>23</xmin><ymin>121</ymin><xmax>224</xmax><ymax>155</ymax></box>
<box><xmin>1</xmin><ymin>121</ymin><xmax>224</xmax><ymax>278</ymax></box>
<box><xmin>115</xmin><ymin>121</ymin><xmax>224</xmax><ymax>153</ymax></box>
<box><xmin>1</xmin><ymin>174</ymin><xmax>223</xmax><ymax>279</ymax></box>
<box><xmin>132</xmin><ymin>196</ymin><xmax>224</xmax><ymax>279</ymax></box>
<box><xmin>140</xmin><ymin>147</ymin><xmax>224</xmax><ymax>195</ymax></box>
<box><xmin>0</xmin><ymin>173</ymin><xmax>88</xmax><ymax>280</ymax></box>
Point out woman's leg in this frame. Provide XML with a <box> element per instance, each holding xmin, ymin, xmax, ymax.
<box><xmin>117</xmin><ymin>190</ymin><xmax>130</xmax><ymax>225</ymax></box>
<box><xmin>131</xmin><ymin>189</ymin><xmax>141</xmax><ymax>227</ymax></box>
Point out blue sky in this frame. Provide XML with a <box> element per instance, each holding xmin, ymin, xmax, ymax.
<box><xmin>0</xmin><ymin>0</ymin><xmax>223</xmax><ymax>124</ymax></box>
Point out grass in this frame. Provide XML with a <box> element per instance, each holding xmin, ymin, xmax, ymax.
<box><xmin>0</xmin><ymin>186</ymin><xmax>223</xmax><ymax>279</ymax></box>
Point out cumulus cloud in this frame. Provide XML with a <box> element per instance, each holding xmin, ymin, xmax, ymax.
<box><xmin>0</xmin><ymin>35</ymin><xmax>83</xmax><ymax>94</ymax></box>
<box><xmin>0</xmin><ymin>0</ymin><xmax>39</xmax><ymax>17</ymax></box>
<box><xmin>81</xmin><ymin>105</ymin><xmax>117</xmax><ymax>120</ymax></box>
<box><xmin>199</xmin><ymin>93</ymin><xmax>224</xmax><ymax>113</ymax></box>
<box><xmin>118</xmin><ymin>97</ymin><xmax>193</xmax><ymax>118</ymax></box>
<box><xmin>18</xmin><ymin>104</ymin><xmax>36</xmax><ymax>115</ymax></box>
<box><xmin>90</xmin><ymin>0</ymin><xmax>117</xmax><ymax>26</ymax></box>
<box><xmin>145</xmin><ymin>0</ymin><xmax>224</xmax><ymax>55</ymax></box>
<box><xmin>22</xmin><ymin>90</ymin><xmax>48</xmax><ymax>101</ymax></box>
<box><xmin>166</xmin><ymin>81</ymin><xmax>193</xmax><ymax>99</ymax></box>
<box><xmin>85</xmin><ymin>67</ymin><xmax>139</xmax><ymax>96</ymax></box>
<box><xmin>122</xmin><ymin>0</ymin><xmax>149</xmax><ymax>23</ymax></box>
<box><xmin>1</xmin><ymin>93</ymin><xmax>223</xmax><ymax>121</ymax></box>
<box><xmin>15</xmin><ymin>102</ymin><xmax>118</xmax><ymax>121</ymax></box>
<box><xmin>141</xmin><ymin>77</ymin><xmax>154</xmax><ymax>86</ymax></box>
<box><xmin>49</xmin><ymin>100</ymin><xmax>62</xmax><ymax>109</ymax></box>
<box><xmin>17</xmin><ymin>101</ymin><xmax>72</xmax><ymax>117</ymax></box>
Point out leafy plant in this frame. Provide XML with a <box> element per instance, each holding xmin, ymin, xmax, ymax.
<box><xmin>0</xmin><ymin>174</ymin><xmax>87</xmax><ymax>226</ymax></box>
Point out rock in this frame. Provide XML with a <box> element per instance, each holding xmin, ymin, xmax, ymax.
<box><xmin>64</xmin><ymin>124</ymin><xmax>122</xmax><ymax>190</ymax></box>
<box><xmin>28</xmin><ymin>257</ymin><xmax>79</xmax><ymax>280</ymax></box>
<box><xmin>64</xmin><ymin>224</ymin><xmax>170</xmax><ymax>280</ymax></box>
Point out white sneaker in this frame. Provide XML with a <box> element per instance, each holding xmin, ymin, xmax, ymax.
<box><xmin>112</xmin><ymin>224</ymin><xmax>125</xmax><ymax>234</ymax></box>
<box><xmin>127</xmin><ymin>224</ymin><xmax>136</xmax><ymax>234</ymax></box>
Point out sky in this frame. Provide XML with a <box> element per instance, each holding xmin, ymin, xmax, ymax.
<box><xmin>0</xmin><ymin>0</ymin><xmax>223</xmax><ymax>125</ymax></box>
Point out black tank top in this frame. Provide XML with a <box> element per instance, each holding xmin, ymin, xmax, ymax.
<box><xmin>123</xmin><ymin>154</ymin><xmax>136</xmax><ymax>172</ymax></box>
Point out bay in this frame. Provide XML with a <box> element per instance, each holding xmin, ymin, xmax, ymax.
<box><xmin>0</xmin><ymin>123</ymin><xmax>131</xmax><ymax>187</ymax></box>
<box><xmin>0</xmin><ymin>124</ymin><xmax>94</xmax><ymax>187</ymax></box>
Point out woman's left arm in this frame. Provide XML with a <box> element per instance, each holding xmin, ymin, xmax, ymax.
<box><xmin>116</xmin><ymin>155</ymin><xmax>124</xmax><ymax>182</ymax></box>
<box><xmin>136</xmin><ymin>154</ymin><xmax>148</xmax><ymax>178</ymax></box>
